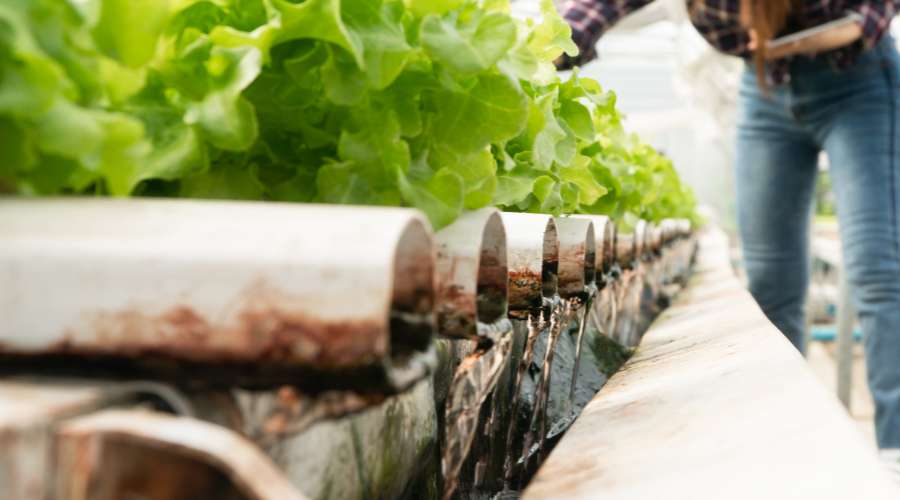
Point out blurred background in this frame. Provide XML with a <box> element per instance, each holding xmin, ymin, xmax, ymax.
<box><xmin>510</xmin><ymin>0</ymin><xmax>900</xmax><ymax>446</ymax></box>
<box><xmin>513</xmin><ymin>0</ymin><xmax>897</xmax><ymax>236</ymax></box>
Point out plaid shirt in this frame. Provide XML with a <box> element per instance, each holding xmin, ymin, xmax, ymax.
<box><xmin>561</xmin><ymin>0</ymin><xmax>900</xmax><ymax>83</ymax></box>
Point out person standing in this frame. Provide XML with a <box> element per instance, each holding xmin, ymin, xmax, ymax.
<box><xmin>558</xmin><ymin>0</ymin><xmax>900</xmax><ymax>451</ymax></box>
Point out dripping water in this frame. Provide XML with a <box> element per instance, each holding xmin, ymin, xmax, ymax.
<box><xmin>567</xmin><ymin>288</ymin><xmax>595</xmax><ymax>418</ymax></box>
<box><xmin>502</xmin><ymin>307</ymin><xmax>546</xmax><ymax>489</ymax></box>
<box><xmin>519</xmin><ymin>297</ymin><xmax>567</xmax><ymax>472</ymax></box>
<box><xmin>441</xmin><ymin>319</ymin><xmax>513</xmax><ymax>500</ymax></box>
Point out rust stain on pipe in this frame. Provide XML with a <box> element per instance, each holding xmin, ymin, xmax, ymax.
<box><xmin>501</xmin><ymin>213</ymin><xmax>559</xmax><ymax>314</ymax></box>
<box><xmin>42</xmin><ymin>281</ymin><xmax>386</xmax><ymax>370</ymax></box>
<box><xmin>0</xmin><ymin>280</ymin><xmax>434</xmax><ymax>392</ymax></box>
<box><xmin>573</xmin><ymin>215</ymin><xmax>614</xmax><ymax>277</ymax></box>
<box><xmin>615</xmin><ymin>234</ymin><xmax>636</xmax><ymax>269</ymax></box>
<box><xmin>555</xmin><ymin>218</ymin><xmax>596</xmax><ymax>298</ymax></box>
<box><xmin>435</xmin><ymin>209</ymin><xmax>509</xmax><ymax>339</ymax></box>
<box><xmin>0</xmin><ymin>199</ymin><xmax>435</xmax><ymax>391</ymax></box>
<box><xmin>508</xmin><ymin>269</ymin><xmax>544</xmax><ymax>311</ymax></box>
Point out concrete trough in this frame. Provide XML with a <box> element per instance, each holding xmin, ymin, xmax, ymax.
<box><xmin>524</xmin><ymin>228</ymin><xmax>899</xmax><ymax>500</ymax></box>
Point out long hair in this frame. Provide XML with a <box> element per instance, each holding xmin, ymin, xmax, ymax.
<box><xmin>740</xmin><ymin>0</ymin><xmax>795</xmax><ymax>88</ymax></box>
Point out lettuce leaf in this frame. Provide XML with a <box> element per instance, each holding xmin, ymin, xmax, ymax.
<box><xmin>0</xmin><ymin>0</ymin><xmax>697</xmax><ymax>229</ymax></box>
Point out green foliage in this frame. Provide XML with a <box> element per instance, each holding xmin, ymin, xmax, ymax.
<box><xmin>0</xmin><ymin>0</ymin><xmax>697</xmax><ymax>228</ymax></box>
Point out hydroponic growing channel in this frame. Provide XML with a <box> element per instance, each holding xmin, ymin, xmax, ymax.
<box><xmin>1</xmin><ymin>0</ymin><xmax>704</xmax><ymax>498</ymax></box>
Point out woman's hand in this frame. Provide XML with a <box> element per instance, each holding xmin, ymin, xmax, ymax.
<box><xmin>752</xmin><ymin>20</ymin><xmax>863</xmax><ymax>60</ymax></box>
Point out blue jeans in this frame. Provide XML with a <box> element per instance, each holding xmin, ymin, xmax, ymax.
<box><xmin>737</xmin><ymin>36</ymin><xmax>900</xmax><ymax>449</ymax></box>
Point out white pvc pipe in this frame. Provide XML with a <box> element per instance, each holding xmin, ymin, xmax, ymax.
<box><xmin>0</xmin><ymin>198</ymin><xmax>435</xmax><ymax>390</ymax></box>
<box><xmin>434</xmin><ymin>208</ymin><xmax>508</xmax><ymax>339</ymax></box>
<box><xmin>500</xmin><ymin>212</ymin><xmax>558</xmax><ymax>312</ymax></box>
<box><xmin>574</xmin><ymin>215</ymin><xmax>614</xmax><ymax>276</ymax></box>
<box><xmin>554</xmin><ymin>217</ymin><xmax>596</xmax><ymax>298</ymax></box>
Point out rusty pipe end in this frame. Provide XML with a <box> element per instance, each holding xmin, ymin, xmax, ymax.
<box><xmin>637</xmin><ymin>221</ymin><xmax>661</xmax><ymax>258</ymax></box>
<box><xmin>615</xmin><ymin>233</ymin><xmax>636</xmax><ymax>268</ymax></box>
<box><xmin>573</xmin><ymin>215</ymin><xmax>614</xmax><ymax>276</ymax></box>
<box><xmin>633</xmin><ymin>220</ymin><xmax>648</xmax><ymax>261</ymax></box>
<box><xmin>389</xmin><ymin>217</ymin><xmax>437</xmax><ymax>358</ymax></box>
<box><xmin>659</xmin><ymin>218</ymin><xmax>678</xmax><ymax>245</ymax></box>
<box><xmin>554</xmin><ymin>217</ymin><xmax>596</xmax><ymax>298</ymax></box>
<box><xmin>649</xmin><ymin>224</ymin><xmax>663</xmax><ymax>254</ymax></box>
<box><xmin>476</xmin><ymin>212</ymin><xmax>508</xmax><ymax>325</ymax></box>
<box><xmin>599</xmin><ymin>218</ymin><xmax>615</xmax><ymax>275</ymax></box>
<box><xmin>541</xmin><ymin>218</ymin><xmax>560</xmax><ymax>299</ymax></box>
<box><xmin>435</xmin><ymin>209</ymin><xmax>508</xmax><ymax>339</ymax></box>
<box><xmin>501</xmin><ymin>213</ymin><xmax>559</xmax><ymax>313</ymax></box>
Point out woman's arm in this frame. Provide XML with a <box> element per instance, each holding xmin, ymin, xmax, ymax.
<box><xmin>762</xmin><ymin>1</ymin><xmax>900</xmax><ymax>60</ymax></box>
<box><xmin>762</xmin><ymin>20</ymin><xmax>862</xmax><ymax>60</ymax></box>
<box><xmin>559</xmin><ymin>0</ymin><xmax>656</xmax><ymax>67</ymax></box>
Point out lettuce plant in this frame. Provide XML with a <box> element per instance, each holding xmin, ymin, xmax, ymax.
<box><xmin>0</xmin><ymin>0</ymin><xmax>697</xmax><ymax>228</ymax></box>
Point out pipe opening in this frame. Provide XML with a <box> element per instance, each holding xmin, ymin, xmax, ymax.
<box><xmin>634</xmin><ymin>220</ymin><xmax>648</xmax><ymax>261</ymax></box>
<box><xmin>650</xmin><ymin>224</ymin><xmax>663</xmax><ymax>254</ymax></box>
<box><xmin>616</xmin><ymin>233</ymin><xmax>635</xmax><ymax>268</ymax></box>
<box><xmin>476</xmin><ymin>212</ymin><xmax>508</xmax><ymax>324</ymax></box>
<box><xmin>592</xmin><ymin>217</ymin><xmax>614</xmax><ymax>275</ymax></box>
<box><xmin>610</xmin><ymin>225</ymin><xmax>619</xmax><ymax>272</ymax></box>
<box><xmin>584</xmin><ymin>224</ymin><xmax>597</xmax><ymax>288</ymax></box>
<box><xmin>660</xmin><ymin>219</ymin><xmax>675</xmax><ymax>245</ymax></box>
<box><xmin>541</xmin><ymin>218</ymin><xmax>560</xmax><ymax>299</ymax></box>
<box><xmin>67</xmin><ymin>438</ymin><xmax>253</xmax><ymax>500</ymax></box>
<box><xmin>502</xmin><ymin>212</ymin><xmax>558</xmax><ymax>314</ymax></box>
<box><xmin>556</xmin><ymin>218</ymin><xmax>597</xmax><ymax>297</ymax></box>
<box><xmin>390</xmin><ymin>219</ymin><xmax>435</xmax><ymax>356</ymax></box>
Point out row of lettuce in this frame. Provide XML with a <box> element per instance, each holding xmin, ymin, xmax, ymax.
<box><xmin>0</xmin><ymin>0</ymin><xmax>698</xmax><ymax>229</ymax></box>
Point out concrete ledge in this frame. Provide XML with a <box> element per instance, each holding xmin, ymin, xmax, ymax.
<box><xmin>524</xmin><ymin>229</ymin><xmax>899</xmax><ymax>500</ymax></box>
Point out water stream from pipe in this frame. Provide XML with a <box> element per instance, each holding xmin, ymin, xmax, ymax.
<box><xmin>567</xmin><ymin>290</ymin><xmax>595</xmax><ymax>418</ymax></box>
<box><xmin>502</xmin><ymin>308</ymin><xmax>546</xmax><ymax>489</ymax></box>
<box><xmin>519</xmin><ymin>297</ymin><xmax>567</xmax><ymax>471</ymax></box>
<box><xmin>438</xmin><ymin>241</ymin><xmax>694</xmax><ymax>498</ymax></box>
<box><xmin>441</xmin><ymin>319</ymin><xmax>513</xmax><ymax>500</ymax></box>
